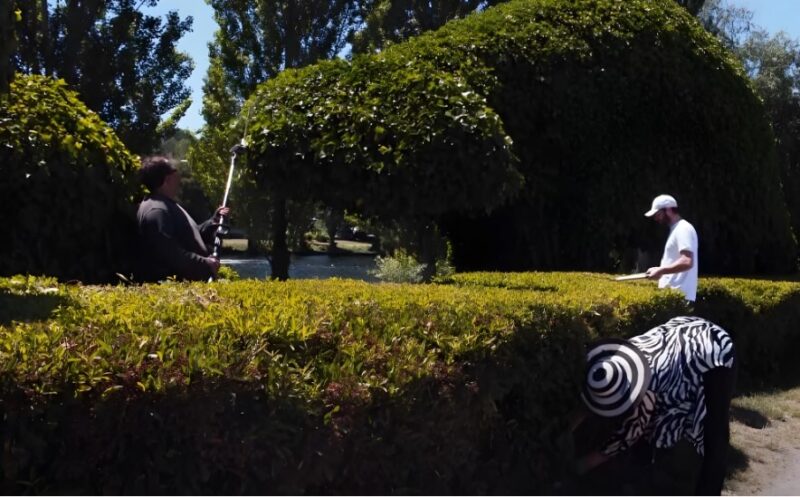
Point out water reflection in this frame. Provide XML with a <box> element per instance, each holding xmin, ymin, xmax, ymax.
<box><xmin>221</xmin><ymin>254</ymin><xmax>378</xmax><ymax>282</ymax></box>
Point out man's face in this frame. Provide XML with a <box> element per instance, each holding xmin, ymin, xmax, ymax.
<box><xmin>653</xmin><ymin>209</ymin><xmax>669</xmax><ymax>226</ymax></box>
<box><xmin>161</xmin><ymin>170</ymin><xmax>181</xmax><ymax>199</ymax></box>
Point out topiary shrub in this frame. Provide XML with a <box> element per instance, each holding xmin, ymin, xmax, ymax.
<box><xmin>245</xmin><ymin>0</ymin><xmax>797</xmax><ymax>275</ymax></box>
<box><xmin>0</xmin><ymin>75</ymin><xmax>139</xmax><ymax>282</ymax></box>
<box><xmin>247</xmin><ymin>54</ymin><xmax>521</xmax><ymax>222</ymax></box>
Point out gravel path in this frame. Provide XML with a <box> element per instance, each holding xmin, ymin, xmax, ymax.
<box><xmin>757</xmin><ymin>447</ymin><xmax>800</xmax><ymax>495</ymax></box>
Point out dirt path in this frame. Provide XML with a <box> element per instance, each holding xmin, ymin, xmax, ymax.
<box><xmin>723</xmin><ymin>393</ymin><xmax>800</xmax><ymax>495</ymax></box>
<box><xmin>760</xmin><ymin>448</ymin><xmax>800</xmax><ymax>495</ymax></box>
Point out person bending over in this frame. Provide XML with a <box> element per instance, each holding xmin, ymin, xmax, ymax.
<box><xmin>570</xmin><ymin>316</ymin><xmax>736</xmax><ymax>495</ymax></box>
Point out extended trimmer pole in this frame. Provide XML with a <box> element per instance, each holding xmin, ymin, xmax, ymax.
<box><xmin>210</xmin><ymin>141</ymin><xmax>246</xmax><ymax>261</ymax></box>
<box><xmin>209</xmin><ymin>106</ymin><xmax>252</xmax><ymax>282</ymax></box>
<box><xmin>208</xmin><ymin>142</ymin><xmax>244</xmax><ymax>282</ymax></box>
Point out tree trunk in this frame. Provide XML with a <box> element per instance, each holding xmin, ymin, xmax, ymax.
<box><xmin>418</xmin><ymin>222</ymin><xmax>437</xmax><ymax>283</ymax></box>
<box><xmin>325</xmin><ymin>208</ymin><xmax>343</xmax><ymax>252</ymax></box>
<box><xmin>40</xmin><ymin>0</ymin><xmax>52</xmax><ymax>75</ymax></box>
<box><xmin>270</xmin><ymin>193</ymin><xmax>290</xmax><ymax>280</ymax></box>
<box><xmin>246</xmin><ymin>237</ymin><xmax>260</xmax><ymax>256</ymax></box>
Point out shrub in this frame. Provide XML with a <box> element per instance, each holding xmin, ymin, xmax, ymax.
<box><xmin>247</xmin><ymin>54</ymin><xmax>520</xmax><ymax>225</ymax></box>
<box><xmin>216</xmin><ymin>265</ymin><xmax>241</xmax><ymax>281</ymax></box>
<box><xmin>0</xmin><ymin>75</ymin><xmax>139</xmax><ymax>283</ymax></box>
<box><xmin>371</xmin><ymin>250</ymin><xmax>426</xmax><ymax>283</ymax></box>
<box><xmin>245</xmin><ymin>0</ymin><xmax>797</xmax><ymax>275</ymax></box>
<box><xmin>446</xmin><ymin>272</ymin><xmax>800</xmax><ymax>390</ymax></box>
<box><xmin>3</xmin><ymin>272</ymin><xmax>798</xmax><ymax>493</ymax></box>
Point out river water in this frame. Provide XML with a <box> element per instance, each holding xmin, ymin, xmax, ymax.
<box><xmin>221</xmin><ymin>254</ymin><xmax>378</xmax><ymax>282</ymax></box>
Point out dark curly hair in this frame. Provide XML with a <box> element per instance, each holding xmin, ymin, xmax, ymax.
<box><xmin>139</xmin><ymin>156</ymin><xmax>177</xmax><ymax>193</ymax></box>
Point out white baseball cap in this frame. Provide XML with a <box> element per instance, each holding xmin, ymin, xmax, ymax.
<box><xmin>644</xmin><ymin>194</ymin><xmax>678</xmax><ymax>217</ymax></box>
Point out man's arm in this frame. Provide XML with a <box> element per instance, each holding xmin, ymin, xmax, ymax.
<box><xmin>646</xmin><ymin>250</ymin><xmax>693</xmax><ymax>280</ymax></box>
<box><xmin>576</xmin><ymin>391</ymin><xmax>656</xmax><ymax>474</ymax></box>
<box><xmin>198</xmin><ymin>206</ymin><xmax>231</xmax><ymax>244</ymax></box>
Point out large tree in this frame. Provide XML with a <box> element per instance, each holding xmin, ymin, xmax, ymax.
<box><xmin>697</xmin><ymin>0</ymin><xmax>753</xmax><ymax>49</ymax></box>
<box><xmin>739</xmin><ymin>31</ymin><xmax>800</xmax><ymax>246</ymax></box>
<box><xmin>190</xmin><ymin>0</ymin><xmax>359</xmax><ymax>280</ymax></box>
<box><xmin>11</xmin><ymin>0</ymin><xmax>193</xmax><ymax>154</ymax></box>
<box><xmin>699</xmin><ymin>0</ymin><xmax>800</xmax><ymax>262</ymax></box>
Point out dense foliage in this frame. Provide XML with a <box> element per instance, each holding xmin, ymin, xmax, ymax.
<box><xmin>2</xmin><ymin>272</ymin><xmax>799</xmax><ymax>493</ymax></box>
<box><xmin>737</xmin><ymin>31</ymin><xmax>800</xmax><ymax>264</ymax></box>
<box><xmin>698</xmin><ymin>0</ymin><xmax>800</xmax><ymax>274</ymax></box>
<box><xmin>350</xmin><ymin>0</ymin><xmax>503</xmax><ymax>54</ymax></box>
<box><xmin>11</xmin><ymin>0</ymin><xmax>193</xmax><ymax>154</ymax></box>
<box><xmin>245</xmin><ymin>0</ymin><xmax>797</xmax><ymax>275</ymax></box>
<box><xmin>249</xmin><ymin>54</ymin><xmax>519</xmax><ymax>219</ymax></box>
<box><xmin>0</xmin><ymin>75</ymin><xmax>139</xmax><ymax>283</ymax></box>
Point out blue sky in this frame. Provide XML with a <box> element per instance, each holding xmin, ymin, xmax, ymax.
<box><xmin>147</xmin><ymin>0</ymin><xmax>800</xmax><ymax>132</ymax></box>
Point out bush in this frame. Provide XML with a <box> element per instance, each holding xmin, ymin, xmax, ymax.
<box><xmin>371</xmin><ymin>250</ymin><xmax>426</xmax><ymax>283</ymax></box>
<box><xmin>216</xmin><ymin>265</ymin><xmax>241</xmax><ymax>281</ymax></box>
<box><xmin>245</xmin><ymin>0</ymin><xmax>797</xmax><ymax>275</ymax></box>
<box><xmin>2</xmin><ymin>272</ymin><xmax>798</xmax><ymax>493</ymax></box>
<box><xmin>0</xmin><ymin>75</ymin><xmax>139</xmax><ymax>283</ymax></box>
<box><xmin>445</xmin><ymin>272</ymin><xmax>800</xmax><ymax>391</ymax></box>
<box><xmin>247</xmin><ymin>38</ymin><xmax>521</xmax><ymax>227</ymax></box>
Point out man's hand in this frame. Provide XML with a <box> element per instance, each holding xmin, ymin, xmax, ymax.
<box><xmin>645</xmin><ymin>266</ymin><xmax>664</xmax><ymax>280</ymax></box>
<box><xmin>575</xmin><ymin>450</ymin><xmax>610</xmax><ymax>475</ymax></box>
<box><xmin>214</xmin><ymin>206</ymin><xmax>231</xmax><ymax>221</ymax></box>
<box><xmin>205</xmin><ymin>256</ymin><xmax>221</xmax><ymax>275</ymax></box>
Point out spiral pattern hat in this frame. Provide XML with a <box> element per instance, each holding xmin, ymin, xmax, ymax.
<box><xmin>581</xmin><ymin>338</ymin><xmax>652</xmax><ymax>418</ymax></box>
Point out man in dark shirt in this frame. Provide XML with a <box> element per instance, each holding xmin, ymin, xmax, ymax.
<box><xmin>135</xmin><ymin>156</ymin><xmax>230</xmax><ymax>282</ymax></box>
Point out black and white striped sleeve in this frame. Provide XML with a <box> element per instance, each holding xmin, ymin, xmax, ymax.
<box><xmin>600</xmin><ymin>390</ymin><xmax>656</xmax><ymax>457</ymax></box>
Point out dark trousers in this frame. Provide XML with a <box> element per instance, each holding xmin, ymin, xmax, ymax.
<box><xmin>695</xmin><ymin>364</ymin><xmax>736</xmax><ymax>495</ymax></box>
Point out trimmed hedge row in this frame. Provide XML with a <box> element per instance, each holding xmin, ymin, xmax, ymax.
<box><xmin>1</xmin><ymin>273</ymin><xmax>798</xmax><ymax>493</ymax></box>
<box><xmin>445</xmin><ymin>272</ymin><xmax>800</xmax><ymax>390</ymax></box>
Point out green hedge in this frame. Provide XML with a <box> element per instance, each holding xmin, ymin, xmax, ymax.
<box><xmin>445</xmin><ymin>272</ymin><xmax>800</xmax><ymax>390</ymax></box>
<box><xmin>0</xmin><ymin>75</ymin><xmax>139</xmax><ymax>283</ymax></box>
<box><xmin>2</xmin><ymin>273</ymin><xmax>798</xmax><ymax>493</ymax></box>
<box><xmin>246</xmin><ymin>0</ymin><xmax>797</xmax><ymax>275</ymax></box>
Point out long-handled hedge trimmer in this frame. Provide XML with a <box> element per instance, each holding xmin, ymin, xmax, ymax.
<box><xmin>209</xmin><ymin>107</ymin><xmax>252</xmax><ymax>280</ymax></box>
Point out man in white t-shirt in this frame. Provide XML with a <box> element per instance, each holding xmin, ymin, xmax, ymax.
<box><xmin>644</xmin><ymin>194</ymin><xmax>699</xmax><ymax>302</ymax></box>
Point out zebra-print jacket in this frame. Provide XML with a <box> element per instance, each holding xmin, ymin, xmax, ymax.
<box><xmin>601</xmin><ymin>316</ymin><xmax>735</xmax><ymax>457</ymax></box>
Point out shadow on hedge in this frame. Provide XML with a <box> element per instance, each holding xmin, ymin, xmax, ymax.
<box><xmin>694</xmin><ymin>288</ymin><xmax>800</xmax><ymax>394</ymax></box>
<box><xmin>0</xmin><ymin>292</ymin><xmax>67</xmax><ymax>325</ymax></box>
<box><xmin>1</xmin><ymin>315</ymin><xmax>591</xmax><ymax>495</ymax></box>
